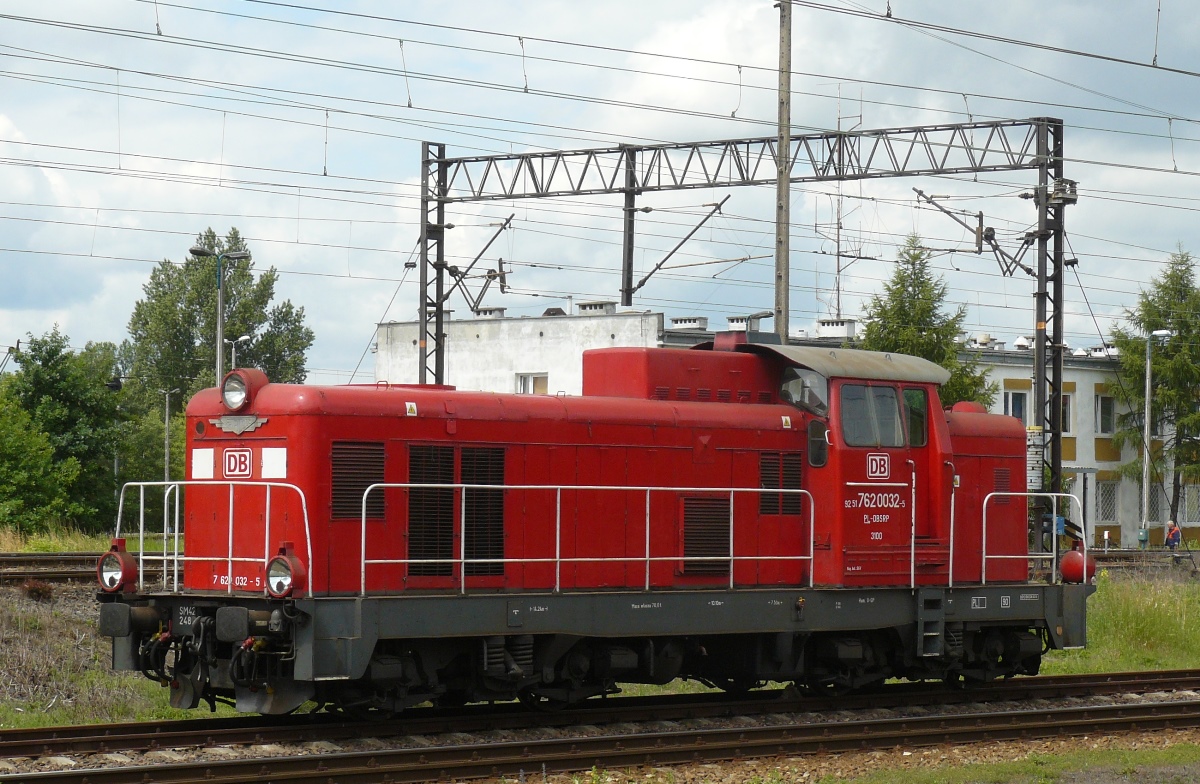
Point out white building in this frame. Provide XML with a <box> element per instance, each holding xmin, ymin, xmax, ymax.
<box><xmin>375</xmin><ymin>303</ymin><xmax>663</xmax><ymax>395</ymax></box>
<box><xmin>376</xmin><ymin>308</ymin><xmax>1172</xmax><ymax>548</ymax></box>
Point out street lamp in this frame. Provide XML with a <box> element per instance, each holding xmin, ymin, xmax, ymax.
<box><xmin>160</xmin><ymin>388</ymin><xmax>180</xmax><ymax>542</ymax></box>
<box><xmin>225</xmin><ymin>335</ymin><xmax>250</xmax><ymax>369</ymax></box>
<box><xmin>189</xmin><ymin>246</ymin><xmax>251</xmax><ymax>384</ymax></box>
<box><xmin>1142</xmin><ymin>328</ymin><xmax>1173</xmax><ymax>537</ymax></box>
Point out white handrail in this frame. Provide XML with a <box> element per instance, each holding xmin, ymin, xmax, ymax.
<box><xmin>116</xmin><ymin>481</ymin><xmax>311</xmax><ymax>595</ymax></box>
<box><xmin>359</xmin><ymin>483</ymin><xmax>816</xmax><ymax>597</ymax></box>
<box><xmin>945</xmin><ymin>461</ymin><xmax>957</xmax><ymax>588</ymax></box>
<box><xmin>981</xmin><ymin>491</ymin><xmax>1085</xmax><ymax>585</ymax></box>
<box><xmin>907</xmin><ymin>459</ymin><xmax>916</xmax><ymax>589</ymax></box>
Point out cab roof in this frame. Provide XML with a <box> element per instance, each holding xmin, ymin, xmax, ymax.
<box><xmin>740</xmin><ymin>343</ymin><xmax>952</xmax><ymax>385</ymax></box>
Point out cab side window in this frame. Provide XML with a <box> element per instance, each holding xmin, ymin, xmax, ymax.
<box><xmin>903</xmin><ymin>388</ymin><xmax>928</xmax><ymax>447</ymax></box>
<box><xmin>840</xmin><ymin>384</ymin><xmax>904</xmax><ymax>447</ymax></box>
<box><xmin>780</xmin><ymin>367</ymin><xmax>828</xmax><ymax>416</ymax></box>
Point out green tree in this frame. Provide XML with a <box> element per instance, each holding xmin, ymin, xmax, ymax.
<box><xmin>4</xmin><ymin>328</ymin><xmax>121</xmax><ymax>530</ymax></box>
<box><xmin>125</xmin><ymin>227</ymin><xmax>315</xmax><ymax>398</ymax></box>
<box><xmin>859</xmin><ymin>234</ymin><xmax>997</xmax><ymax>407</ymax></box>
<box><xmin>0</xmin><ymin>381</ymin><xmax>82</xmax><ymax>534</ymax></box>
<box><xmin>1109</xmin><ymin>246</ymin><xmax>1200</xmax><ymax>524</ymax></box>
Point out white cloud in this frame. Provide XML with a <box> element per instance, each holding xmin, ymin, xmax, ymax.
<box><xmin>1</xmin><ymin>1</ymin><xmax>1197</xmax><ymax>375</ymax></box>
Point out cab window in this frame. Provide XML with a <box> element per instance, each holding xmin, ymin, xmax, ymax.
<box><xmin>840</xmin><ymin>384</ymin><xmax>903</xmax><ymax>447</ymax></box>
<box><xmin>780</xmin><ymin>367</ymin><xmax>828</xmax><ymax>416</ymax></box>
<box><xmin>904</xmin><ymin>388</ymin><xmax>928</xmax><ymax>447</ymax></box>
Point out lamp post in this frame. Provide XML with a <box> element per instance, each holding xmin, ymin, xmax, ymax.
<box><xmin>189</xmin><ymin>246</ymin><xmax>251</xmax><ymax>384</ymax></box>
<box><xmin>1142</xmin><ymin>329</ymin><xmax>1173</xmax><ymax>536</ymax></box>
<box><xmin>160</xmin><ymin>388</ymin><xmax>180</xmax><ymax>541</ymax></box>
<box><xmin>225</xmin><ymin>335</ymin><xmax>250</xmax><ymax>369</ymax></box>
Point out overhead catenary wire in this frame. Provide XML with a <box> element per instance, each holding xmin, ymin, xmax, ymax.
<box><xmin>4</xmin><ymin>1</ymin><xmax>1198</xmax><ymax>378</ymax></box>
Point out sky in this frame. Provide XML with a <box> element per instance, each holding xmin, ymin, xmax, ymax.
<box><xmin>2</xmin><ymin>1</ymin><xmax>1199</xmax><ymax>384</ymax></box>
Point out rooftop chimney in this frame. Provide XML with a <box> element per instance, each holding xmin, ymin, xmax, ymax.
<box><xmin>578</xmin><ymin>301</ymin><xmax>617</xmax><ymax>315</ymax></box>
<box><xmin>670</xmin><ymin>316</ymin><xmax>709</xmax><ymax>330</ymax></box>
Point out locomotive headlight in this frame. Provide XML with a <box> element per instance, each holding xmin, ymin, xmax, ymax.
<box><xmin>98</xmin><ymin>553</ymin><xmax>124</xmax><ymax>590</ymax></box>
<box><xmin>96</xmin><ymin>539</ymin><xmax>138</xmax><ymax>593</ymax></box>
<box><xmin>266</xmin><ymin>557</ymin><xmax>293</xmax><ymax>597</ymax></box>
<box><xmin>265</xmin><ymin>541</ymin><xmax>307</xmax><ymax>598</ymax></box>
<box><xmin>222</xmin><ymin>373</ymin><xmax>248</xmax><ymax>410</ymax></box>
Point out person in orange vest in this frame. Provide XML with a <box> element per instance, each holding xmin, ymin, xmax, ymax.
<box><xmin>1166</xmin><ymin>520</ymin><xmax>1182</xmax><ymax>552</ymax></box>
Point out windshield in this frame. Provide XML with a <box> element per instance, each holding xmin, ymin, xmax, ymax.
<box><xmin>779</xmin><ymin>367</ymin><xmax>828</xmax><ymax>416</ymax></box>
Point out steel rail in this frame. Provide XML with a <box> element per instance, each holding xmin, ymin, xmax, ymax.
<box><xmin>0</xmin><ymin>553</ymin><xmax>167</xmax><ymax>584</ymax></box>
<box><xmin>5</xmin><ymin>669</ymin><xmax>1200</xmax><ymax>761</ymax></box>
<box><xmin>10</xmin><ymin>697</ymin><xmax>1200</xmax><ymax>783</ymax></box>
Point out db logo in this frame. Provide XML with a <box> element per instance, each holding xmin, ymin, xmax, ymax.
<box><xmin>866</xmin><ymin>453</ymin><xmax>890</xmax><ymax>479</ymax></box>
<box><xmin>223</xmin><ymin>448</ymin><xmax>253</xmax><ymax>479</ymax></box>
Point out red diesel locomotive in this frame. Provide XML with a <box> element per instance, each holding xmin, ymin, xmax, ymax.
<box><xmin>97</xmin><ymin>336</ymin><xmax>1092</xmax><ymax>714</ymax></box>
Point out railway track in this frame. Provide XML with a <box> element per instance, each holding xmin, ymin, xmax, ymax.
<box><xmin>1092</xmin><ymin>548</ymin><xmax>1199</xmax><ymax>572</ymax></box>
<box><xmin>0</xmin><ymin>553</ymin><xmax>169</xmax><ymax>584</ymax></box>
<box><xmin>4</xmin><ymin>669</ymin><xmax>1200</xmax><ymax>780</ymax></box>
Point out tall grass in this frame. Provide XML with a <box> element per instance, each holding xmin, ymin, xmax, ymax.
<box><xmin>0</xmin><ymin>524</ymin><xmax>109</xmax><ymax>553</ymax></box>
<box><xmin>1042</xmin><ymin>568</ymin><xmax>1200</xmax><ymax>673</ymax></box>
<box><xmin>0</xmin><ymin>524</ymin><xmax>164</xmax><ymax>553</ymax></box>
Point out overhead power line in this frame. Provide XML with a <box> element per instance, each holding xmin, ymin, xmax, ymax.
<box><xmin>788</xmin><ymin>0</ymin><xmax>1200</xmax><ymax>86</ymax></box>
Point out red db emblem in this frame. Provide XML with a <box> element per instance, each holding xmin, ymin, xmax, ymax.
<box><xmin>223</xmin><ymin>448</ymin><xmax>253</xmax><ymax>479</ymax></box>
<box><xmin>867</xmin><ymin>453</ymin><xmax>890</xmax><ymax>479</ymax></box>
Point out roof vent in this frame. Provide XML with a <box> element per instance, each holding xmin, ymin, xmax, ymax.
<box><xmin>578</xmin><ymin>301</ymin><xmax>617</xmax><ymax>315</ymax></box>
<box><xmin>542</xmin><ymin>307</ymin><xmax>567</xmax><ymax>317</ymax></box>
<box><xmin>475</xmin><ymin>307</ymin><xmax>507</xmax><ymax>319</ymax></box>
<box><xmin>671</xmin><ymin>316</ymin><xmax>709</xmax><ymax>330</ymax></box>
<box><xmin>817</xmin><ymin>318</ymin><xmax>857</xmax><ymax>339</ymax></box>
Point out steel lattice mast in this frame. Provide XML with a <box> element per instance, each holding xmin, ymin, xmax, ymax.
<box><xmin>416</xmin><ymin>117</ymin><xmax>1069</xmax><ymax>519</ymax></box>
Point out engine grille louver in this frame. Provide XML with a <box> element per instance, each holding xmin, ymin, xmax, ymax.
<box><xmin>462</xmin><ymin>447</ymin><xmax>505</xmax><ymax>576</ymax></box>
<box><xmin>994</xmin><ymin>467</ymin><xmax>1011</xmax><ymax>505</ymax></box>
<box><xmin>331</xmin><ymin>441</ymin><xmax>385</xmax><ymax>519</ymax></box>
<box><xmin>682</xmin><ymin>496</ymin><xmax>730</xmax><ymax>575</ymax></box>
<box><xmin>759</xmin><ymin>452</ymin><xmax>803</xmax><ymax>515</ymax></box>
<box><xmin>408</xmin><ymin>445</ymin><xmax>454</xmax><ymax>576</ymax></box>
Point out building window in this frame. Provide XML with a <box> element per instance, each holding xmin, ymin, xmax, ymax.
<box><xmin>1143</xmin><ymin>484</ymin><xmax>1167</xmax><ymax>523</ymax></box>
<box><xmin>516</xmin><ymin>373</ymin><xmax>548</xmax><ymax>394</ymax></box>
<box><xmin>1004</xmin><ymin>390</ymin><xmax>1027</xmax><ymax>425</ymax></box>
<box><xmin>1095</xmin><ymin>395</ymin><xmax>1116</xmax><ymax>435</ymax></box>
<box><xmin>1185</xmin><ymin>486</ymin><xmax>1200</xmax><ymax>525</ymax></box>
<box><xmin>1060</xmin><ymin>393</ymin><xmax>1073</xmax><ymax>434</ymax></box>
<box><xmin>1096</xmin><ymin>481</ymin><xmax>1118</xmax><ymax>523</ymax></box>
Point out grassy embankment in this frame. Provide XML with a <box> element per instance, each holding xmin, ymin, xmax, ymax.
<box><xmin>0</xmin><ymin>525</ymin><xmax>222</xmax><ymax>729</ymax></box>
